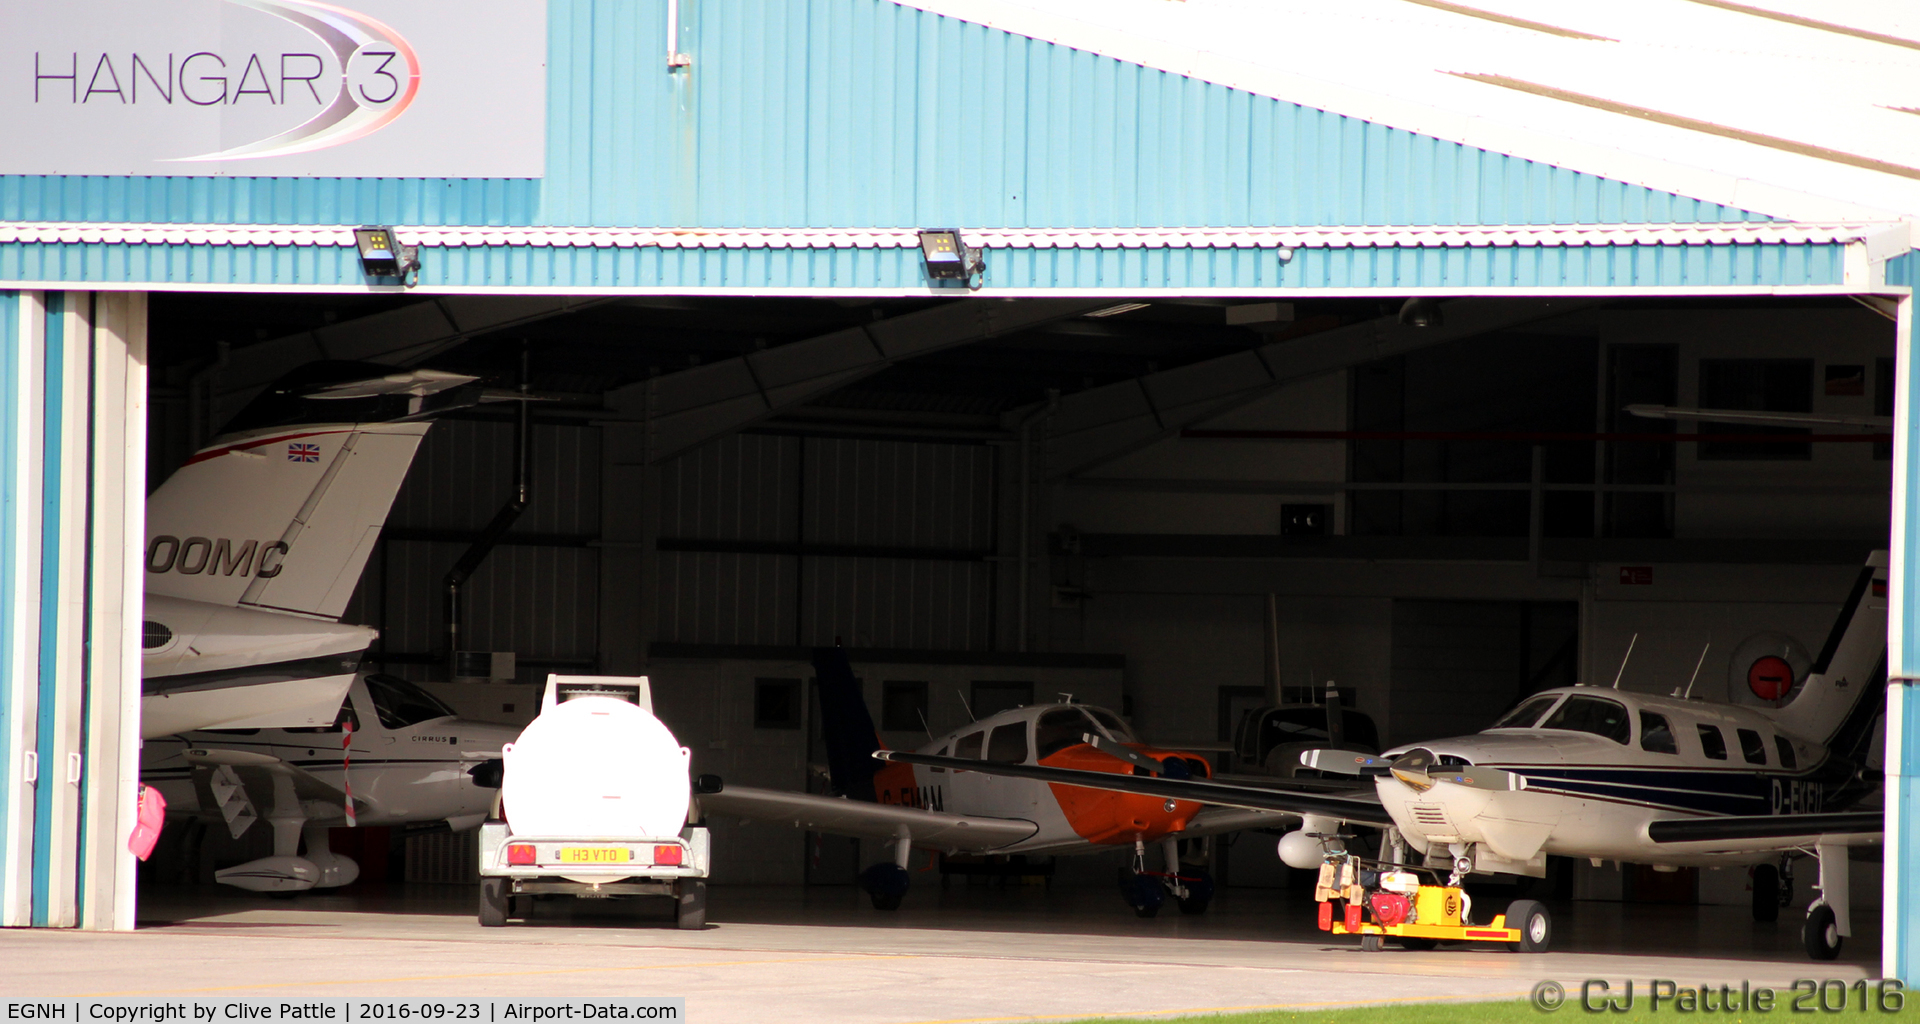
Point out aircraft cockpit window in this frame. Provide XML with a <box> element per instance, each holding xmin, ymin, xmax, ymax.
<box><xmin>1737</xmin><ymin>727</ymin><xmax>1768</xmax><ymax>765</ymax></box>
<box><xmin>1774</xmin><ymin>735</ymin><xmax>1798</xmax><ymax>770</ymax></box>
<box><xmin>1539</xmin><ymin>695</ymin><xmax>1631</xmax><ymax>744</ymax></box>
<box><xmin>1697</xmin><ymin>724</ymin><xmax>1729</xmax><ymax>760</ymax></box>
<box><xmin>1639</xmin><ymin>711</ymin><xmax>1677</xmax><ymax>755</ymax></box>
<box><xmin>1491</xmin><ymin>695</ymin><xmax>1560</xmax><ymax>730</ymax></box>
<box><xmin>1085</xmin><ymin>707</ymin><xmax>1134</xmax><ymax>742</ymax></box>
<box><xmin>365</xmin><ymin>673</ymin><xmax>456</xmax><ymax>730</ymax></box>
<box><xmin>1035</xmin><ymin>708</ymin><xmax>1095</xmax><ymax>760</ymax></box>
<box><xmin>987</xmin><ymin>722</ymin><xmax>1030</xmax><ymax>764</ymax></box>
<box><xmin>953</xmin><ymin>730</ymin><xmax>985</xmax><ymax>760</ymax></box>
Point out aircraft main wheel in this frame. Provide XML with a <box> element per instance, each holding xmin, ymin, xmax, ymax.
<box><xmin>1394</xmin><ymin>937</ymin><xmax>1439</xmax><ymax>951</ymax></box>
<box><xmin>870</xmin><ymin>891</ymin><xmax>904</xmax><ymax>911</ymax></box>
<box><xmin>479</xmin><ymin>877</ymin><xmax>510</xmax><ymax>927</ymax></box>
<box><xmin>1751</xmin><ymin>863</ymin><xmax>1781</xmax><ymax>923</ymax></box>
<box><xmin>1359</xmin><ymin>934</ymin><xmax>1384</xmax><ymax>952</ymax></box>
<box><xmin>1508</xmin><ymin>900</ymin><xmax>1550</xmax><ymax>953</ymax></box>
<box><xmin>1119</xmin><ymin>872</ymin><xmax>1164</xmax><ymax>918</ymax></box>
<box><xmin>1803</xmin><ymin>905</ymin><xmax>1842</xmax><ymax>961</ymax></box>
<box><xmin>859</xmin><ymin>863</ymin><xmax>910</xmax><ymax>911</ymax></box>
<box><xmin>676</xmin><ymin>880</ymin><xmax>707</xmax><ymax>930</ymax></box>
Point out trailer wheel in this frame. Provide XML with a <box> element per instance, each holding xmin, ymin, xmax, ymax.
<box><xmin>479</xmin><ymin>878</ymin><xmax>510</xmax><ymax>927</ymax></box>
<box><xmin>1803</xmin><ymin>904</ymin><xmax>1842</xmax><ymax>961</ymax></box>
<box><xmin>1508</xmin><ymin>900</ymin><xmax>1550</xmax><ymax>953</ymax></box>
<box><xmin>676</xmin><ymin>879</ymin><xmax>708</xmax><ymax>930</ymax></box>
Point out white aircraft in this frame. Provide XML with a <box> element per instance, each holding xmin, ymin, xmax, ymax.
<box><xmin>141</xmin><ymin>671</ymin><xmax>520</xmax><ymax>892</ymax></box>
<box><xmin>878</xmin><ymin>552</ymin><xmax>1889</xmax><ymax>961</ymax></box>
<box><xmin>141</xmin><ymin>363</ymin><xmax>479</xmax><ymax>737</ymax></box>
<box><xmin>700</xmin><ymin>648</ymin><xmax>1289</xmax><ymax>916</ymax></box>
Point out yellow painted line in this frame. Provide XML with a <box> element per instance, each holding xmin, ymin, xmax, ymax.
<box><xmin>891</xmin><ymin>989</ymin><xmax>1534</xmax><ymax>1024</ymax></box>
<box><xmin>75</xmin><ymin>954</ymin><xmax>910</xmax><ymax>997</ymax></box>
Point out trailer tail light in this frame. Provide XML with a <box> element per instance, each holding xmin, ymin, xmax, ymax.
<box><xmin>507</xmin><ymin>844</ymin><xmax>537</xmax><ymax>865</ymax></box>
<box><xmin>653</xmin><ymin>844</ymin><xmax>683</xmax><ymax>866</ymax></box>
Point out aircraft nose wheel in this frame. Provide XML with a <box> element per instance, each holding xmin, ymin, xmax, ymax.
<box><xmin>1751</xmin><ymin>863</ymin><xmax>1781</xmax><ymax>923</ymax></box>
<box><xmin>1507</xmin><ymin>899</ymin><xmax>1551</xmax><ymax>953</ymax></box>
<box><xmin>1803</xmin><ymin>904</ymin><xmax>1842</xmax><ymax>961</ymax></box>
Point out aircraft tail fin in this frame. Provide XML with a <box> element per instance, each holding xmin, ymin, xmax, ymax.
<box><xmin>145</xmin><ymin>364</ymin><xmax>479</xmax><ymax>620</ymax></box>
<box><xmin>1769</xmin><ymin>551</ymin><xmax>1888</xmax><ymax>747</ymax></box>
<box><xmin>813</xmin><ymin>646</ymin><xmax>882</xmax><ymax>803</ymax></box>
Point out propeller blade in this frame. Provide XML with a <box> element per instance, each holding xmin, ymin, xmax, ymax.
<box><xmin>1299</xmin><ymin>749</ymin><xmax>1391</xmax><ymax>774</ymax></box>
<box><xmin>1081</xmin><ymin>733</ymin><xmax>1164</xmax><ymax>774</ymax></box>
<box><xmin>1426</xmin><ymin>767</ymin><xmax>1527</xmax><ymax>792</ymax></box>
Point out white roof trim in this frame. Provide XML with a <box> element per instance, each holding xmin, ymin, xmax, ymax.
<box><xmin>892</xmin><ymin>0</ymin><xmax>1920</xmax><ymax>225</ymax></box>
<box><xmin>0</xmin><ymin>222</ymin><xmax>1905</xmax><ymax>252</ymax></box>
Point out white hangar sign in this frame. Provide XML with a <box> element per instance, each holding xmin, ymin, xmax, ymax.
<box><xmin>1</xmin><ymin>0</ymin><xmax>546</xmax><ymax>177</ymax></box>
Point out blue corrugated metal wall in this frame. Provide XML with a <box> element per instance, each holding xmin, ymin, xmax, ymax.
<box><xmin>0</xmin><ymin>0</ymin><xmax>1762</xmax><ymax>231</ymax></box>
<box><xmin>0</xmin><ymin>241</ymin><xmax>1843</xmax><ymax>291</ymax></box>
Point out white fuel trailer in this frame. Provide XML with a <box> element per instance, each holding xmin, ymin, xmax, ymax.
<box><xmin>477</xmin><ymin>674</ymin><xmax>716</xmax><ymax>927</ymax></box>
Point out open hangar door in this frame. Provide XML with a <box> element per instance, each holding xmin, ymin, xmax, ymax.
<box><xmin>133</xmin><ymin>288</ymin><xmax>1900</xmax><ymax>936</ymax></box>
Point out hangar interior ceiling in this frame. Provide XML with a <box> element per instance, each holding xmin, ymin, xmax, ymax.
<box><xmin>143</xmin><ymin>292</ymin><xmax>1895</xmax><ymax>886</ymax></box>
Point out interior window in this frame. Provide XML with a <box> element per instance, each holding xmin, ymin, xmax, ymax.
<box><xmin>364</xmin><ymin>673</ymin><xmax>456</xmax><ymax>730</ymax></box>
<box><xmin>1036</xmin><ymin>708</ymin><xmax>1095</xmax><ymax>760</ymax></box>
<box><xmin>1262</xmin><ymin>709</ymin><xmax>1331</xmax><ymax>744</ymax></box>
<box><xmin>1085</xmin><ymin>707</ymin><xmax>1134</xmax><ymax>742</ymax></box>
<box><xmin>987</xmin><ymin>722</ymin><xmax>1030</xmax><ymax>764</ymax></box>
<box><xmin>1639</xmin><ymin>711</ymin><xmax>1677</xmax><ymax>755</ymax></box>
<box><xmin>1774</xmin><ymin>735</ymin><xmax>1798</xmax><ymax>770</ymax></box>
<box><xmin>1540</xmin><ymin>695</ymin><xmax>1631</xmax><ymax>744</ymax></box>
<box><xmin>1698</xmin><ymin>724</ymin><xmax>1729</xmax><ymax>760</ymax></box>
<box><xmin>1492</xmin><ymin>695</ymin><xmax>1561</xmax><ymax>730</ymax></box>
<box><xmin>1737</xmin><ymin>728</ymin><xmax>1768</xmax><ymax>765</ymax></box>
<box><xmin>953</xmin><ymin>731</ymin><xmax>984</xmax><ymax>760</ymax></box>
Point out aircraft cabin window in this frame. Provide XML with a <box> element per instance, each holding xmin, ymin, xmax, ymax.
<box><xmin>987</xmin><ymin>723</ymin><xmax>1030</xmax><ymax>764</ymax></box>
<box><xmin>1492</xmin><ymin>695</ymin><xmax>1560</xmax><ymax>730</ymax></box>
<box><xmin>1539</xmin><ymin>695</ymin><xmax>1631</xmax><ymax>744</ymax></box>
<box><xmin>1639</xmin><ymin>711</ymin><xmax>1678</xmax><ymax>755</ymax></box>
<box><xmin>1036</xmin><ymin>708</ymin><xmax>1095</xmax><ymax>760</ymax></box>
<box><xmin>1774</xmin><ymin>735</ymin><xmax>1798</xmax><ymax>770</ymax></box>
<box><xmin>953</xmin><ymin>730</ymin><xmax>985</xmax><ymax>760</ymax></box>
<box><xmin>1697</xmin><ymin>724</ymin><xmax>1729</xmax><ymax>760</ymax></box>
<box><xmin>365</xmin><ymin>673</ymin><xmax>457</xmax><ymax>730</ymax></box>
<box><xmin>1737</xmin><ymin>728</ymin><xmax>1768</xmax><ymax>765</ymax></box>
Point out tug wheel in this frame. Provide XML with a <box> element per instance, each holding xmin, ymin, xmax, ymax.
<box><xmin>1507</xmin><ymin>900</ymin><xmax>1550</xmax><ymax>953</ymax></box>
<box><xmin>1359</xmin><ymin>934</ymin><xmax>1384</xmax><ymax>952</ymax></box>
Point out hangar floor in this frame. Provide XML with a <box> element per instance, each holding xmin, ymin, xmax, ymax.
<box><xmin>0</xmin><ymin>883</ymin><xmax>1881</xmax><ymax>1022</ymax></box>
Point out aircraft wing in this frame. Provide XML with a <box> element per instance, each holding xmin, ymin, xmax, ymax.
<box><xmin>873</xmin><ymin>752</ymin><xmax>1395</xmax><ymax>827</ymax></box>
<box><xmin>1645</xmin><ymin>811</ymin><xmax>1882</xmax><ymax>854</ymax></box>
<box><xmin>699</xmin><ymin>785</ymin><xmax>1039</xmax><ymax>852</ymax></box>
<box><xmin>184</xmin><ymin>748</ymin><xmax>356</xmax><ymax>827</ymax></box>
<box><xmin>1177</xmin><ymin>806</ymin><xmax>1300</xmax><ymax>838</ymax></box>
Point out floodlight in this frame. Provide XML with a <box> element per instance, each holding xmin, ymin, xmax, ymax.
<box><xmin>1397</xmin><ymin>296</ymin><xmax>1443</xmax><ymax>328</ymax></box>
<box><xmin>918</xmin><ymin>229</ymin><xmax>985</xmax><ymax>289</ymax></box>
<box><xmin>354</xmin><ymin>226</ymin><xmax>421</xmax><ymax>286</ymax></box>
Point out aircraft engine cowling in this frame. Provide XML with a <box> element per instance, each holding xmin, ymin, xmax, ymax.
<box><xmin>502</xmin><ymin>695</ymin><xmax>691</xmax><ymax>838</ymax></box>
<box><xmin>1277</xmin><ymin>830</ymin><xmax>1324</xmax><ymax>871</ymax></box>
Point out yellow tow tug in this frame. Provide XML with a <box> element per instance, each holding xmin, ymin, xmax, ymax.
<box><xmin>1313</xmin><ymin>851</ymin><xmax>1551</xmax><ymax>952</ymax></box>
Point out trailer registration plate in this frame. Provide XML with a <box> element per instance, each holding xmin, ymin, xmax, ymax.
<box><xmin>558</xmin><ymin>847</ymin><xmax>631</xmax><ymax>863</ymax></box>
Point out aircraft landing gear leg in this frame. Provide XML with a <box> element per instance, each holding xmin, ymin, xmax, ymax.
<box><xmin>1164</xmin><ymin>836</ymin><xmax>1213</xmax><ymax>915</ymax></box>
<box><xmin>1802</xmin><ymin>842</ymin><xmax>1849</xmax><ymax>961</ymax></box>
<box><xmin>858</xmin><ymin>835</ymin><xmax>912</xmax><ymax>910</ymax></box>
<box><xmin>1446</xmin><ymin>843</ymin><xmax>1474</xmax><ymax>887</ymax></box>
<box><xmin>1120</xmin><ymin>840</ymin><xmax>1164</xmax><ymax>918</ymax></box>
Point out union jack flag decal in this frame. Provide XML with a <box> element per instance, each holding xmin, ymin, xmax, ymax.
<box><xmin>287</xmin><ymin>443</ymin><xmax>321</xmax><ymax>463</ymax></box>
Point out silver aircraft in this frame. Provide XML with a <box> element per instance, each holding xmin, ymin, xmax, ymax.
<box><xmin>879</xmin><ymin>552</ymin><xmax>1888</xmax><ymax>961</ymax></box>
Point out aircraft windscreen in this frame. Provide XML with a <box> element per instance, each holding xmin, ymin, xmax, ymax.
<box><xmin>1539</xmin><ymin>694</ymin><xmax>1631</xmax><ymax>744</ymax></box>
<box><xmin>1085</xmin><ymin>707</ymin><xmax>1134</xmax><ymax>742</ymax></box>
<box><xmin>366</xmin><ymin>673</ymin><xmax>457</xmax><ymax>729</ymax></box>
<box><xmin>1490</xmin><ymin>695</ymin><xmax>1560</xmax><ymax>730</ymax></box>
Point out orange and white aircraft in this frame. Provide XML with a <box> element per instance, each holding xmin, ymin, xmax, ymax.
<box><xmin>700</xmin><ymin>648</ymin><xmax>1301</xmax><ymax>915</ymax></box>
